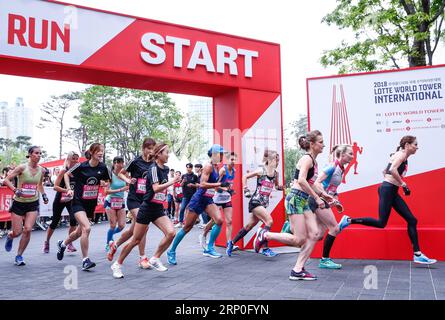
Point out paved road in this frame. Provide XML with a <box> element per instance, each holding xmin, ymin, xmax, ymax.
<box><xmin>0</xmin><ymin>222</ymin><xmax>443</xmax><ymax>300</ymax></box>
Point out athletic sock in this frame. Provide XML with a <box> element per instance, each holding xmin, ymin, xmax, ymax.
<box><xmin>170</xmin><ymin>228</ymin><xmax>186</xmax><ymax>252</ymax></box>
<box><xmin>233</xmin><ymin>228</ymin><xmax>248</xmax><ymax>244</ymax></box>
<box><xmin>323</xmin><ymin>234</ymin><xmax>336</xmax><ymax>258</ymax></box>
<box><xmin>208</xmin><ymin>224</ymin><xmax>222</xmax><ymax>250</ymax></box>
<box><xmin>107</xmin><ymin>228</ymin><xmax>114</xmax><ymax>244</ymax></box>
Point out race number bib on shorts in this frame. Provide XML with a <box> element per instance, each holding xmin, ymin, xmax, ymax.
<box><xmin>136</xmin><ymin>178</ymin><xmax>146</xmax><ymax>194</ymax></box>
<box><xmin>110</xmin><ymin>197</ymin><xmax>124</xmax><ymax>209</ymax></box>
<box><xmin>259</xmin><ymin>181</ymin><xmax>274</xmax><ymax>196</ymax></box>
<box><xmin>21</xmin><ymin>183</ymin><xmax>37</xmax><ymax>198</ymax></box>
<box><xmin>82</xmin><ymin>185</ymin><xmax>99</xmax><ymax>200</ymax></box>
<box><xmin>204</xmin><ymin>188</ymin><xmax>216</xmax><ymax>197</ymax></box>
<box><xmin>151</xmin><ymin>191</ymin><xmax>167</xmax><ymax>204</ymax></box>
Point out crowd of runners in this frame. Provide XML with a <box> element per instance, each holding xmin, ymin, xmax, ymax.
<box><xmin>1</xmin><ymin>131</ymin><xmax>437</xmax><ymax>281</ymax></box>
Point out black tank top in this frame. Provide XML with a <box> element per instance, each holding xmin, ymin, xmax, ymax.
<box><xmin>385</xmin><ymin>160</ymin><xmax>408</xmax><ymax>176</ymax></box>
<box><xmin>294</xmin><ymin>154</ymin><xmax>316</xmax><ymax>181</ymax></box>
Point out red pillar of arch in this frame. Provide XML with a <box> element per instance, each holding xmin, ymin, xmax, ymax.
<box><xmin>0</xmin><ymin>0</ymin><xmax>285</xmax><ymax>249</ymax></box>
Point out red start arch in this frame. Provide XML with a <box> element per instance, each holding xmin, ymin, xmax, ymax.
<box><xmin>0</xmin><ymin>0</ymin><xmax>285</xmax><ymax>249</ymax></box>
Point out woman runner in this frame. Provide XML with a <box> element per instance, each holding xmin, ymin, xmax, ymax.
<box><xmin>104</xmin><ymin>156</ymin><xmax>129</xmax><ymax>252</ymax></box>
<box><xmin>338</xmin><ymin>135</ymin><xmax>436</xmax><ymax>265</ymax></box>
<box><xmin>43</xmin><ymin>151</ymin><xmax>80</xmax><ymax>254</ymax></box>
<box><xmin>230</xmin><ymin>150</ymin><xmax>283</xmax><ymax>257</ymax></box>
<box><xmin>56</xmin><ymin>143</ymin><xmax>111</xmax><ymax>271</ymax></box>
<box><xmin>111</xmin><ymin>143</ymin><xmax>180</xmax><ymax>278</ymax></box>
<box><xmin>3</xmin><ymin>146</ymin><xmax>49</xmax><ymax>265</ymax></box>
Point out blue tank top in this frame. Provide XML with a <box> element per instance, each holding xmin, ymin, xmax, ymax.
<box><xmin>105</xmin><ymin>172</ymin><xmax>126</xmax><ymax>201</ymax></box>
<box><xmin>213</xmin><ymin>165</ymin><xmax>235</xmax><ymax>204</ymax></box>
<box><xmin>196</xmin><ymin>164</ymin><xmax>219</xmax><ymax>198</ymax></box>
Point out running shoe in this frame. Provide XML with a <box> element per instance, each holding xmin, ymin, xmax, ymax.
<box><xmin>138</xmin><ymin>256</ymin><xmax>152</xmax><ymax>269</ymax></box>
<box><xmin>232</xmin><ymin>245</ymin><xmax>240</xmax><ymax>251</ymax></box>
<box><xmin>82</xmin><ymin>258</ymin><xmax>96</xmax><ymax>271</ymax></box>
<box><xmin>289</xmin><ymin>269</ymin><xmax>317</xmax><ymax>281</ymax></box>
<box><xmin>15</xmin><ymin>255</ymin><xmax>26</xmax><ymax>266</ymax></box>
<box><xmin>174</xmin><ymin>222</ymin><xmax>182</xmax><ymax>228</ymax></box>
<box><xmin>167</xmin><ymin>250</ymin><xmax>177</xmax><ymax>265</ymax></box>
<box><xmin>261</xmin><ymin>248</ymin><xmax>279</xmax><ymax>257</ymax></box>
<box><xmin>56</xmin><ymin>240</ymin><xmax>66</xmax><ymax>261</ymax></box>
<box><xmin>338</xmin><ymin>215</ymin><xmax>351</xmax><ymax>232</ymax></box>
<box><xmin>4</xmin><ymin>235</ymin><xmax>13</xmax><ymax>252</ymax></box>
<box><xmin>198</xmin><ymin>233</ymin><xmax>207</xmax><ymax>250</ymax></box>
<box><xmin>149</xmin><ymin>257</ymin><xmax>168</xmax><ymax>272</ymax></box>
<box><xmin>111</xmin><ymin>261</ymin><xmax>124</xmax><ymax>279</ymax></box>
<box><xmin>226</xmin><ymin>240</ymin><xmax>234</xmax><ymax>257</ymax></box>
<box><xmin>414</xmin><ymin>253</ymin><xmax>437</xmax><ymax>265</ymax></box>
<box><xmin>253</xmin><ymin>227</ymin><xmax>267</xmax><ymax>253</ymax></box>
<box><xmin>203</xmin><ymin>248</ymin><xmax>223</xmax><ymax>258</ymax></box>
<box><xmin>319</xmin><ymin>258</ymin><xmax>342</xmax><ymax>269</ymax></box>
<box><xmin>67</xmin><ymin>243</ymin><xmax>77</xmax><ymax>253</ymax></box>
<box><xmin>43</xmin><ymin>241</ymin><xmax>50</xmax><ymax>254</ymax></box>
<box><xmin>107</xmin><ymin>241</ymin><xmax>117</xmax><ymax>262</ymax></box>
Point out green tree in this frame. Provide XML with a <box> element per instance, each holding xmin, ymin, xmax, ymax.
<box><xmin>321</xmin><ymin>0</ymin><xmax>445</xmax><ymax>73</ymax></box>
<box><xmin>78</xmin><ymin>86</ymin><xmax>182</xmax><ymax>162</ymax></box>
<box><xmin>284</xmin><ymin>114</ymin><xmax>308</xmax><ymax>186</ymax></box>
<box><xmin>38</xmin><ymin>93</ymin><xmax>80</xmax><ymax>159</ymax></box>
<box><xmin>14</xmin><ymin>136</ymin><xmax>32</xmax><ymax>151</ymax></box>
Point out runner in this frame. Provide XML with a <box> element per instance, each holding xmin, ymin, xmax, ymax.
<box><xmin>104</xmin><ymin>156</ymin><xmax>129</xmax><ymax>252</ymax></box>
<box><xmin>56</xmin><ymin>143</ymin><xmax>111</xmax><ymax>271</ymax></box>
<box><xmin>3</xmin><ymin>146</ymin><xmax>49</xmax><ymax>265</ymax></box>
<box><xmin>253</xmin><ymin>130</ymin><xmax>332</xmax><ymax>280</ymax></box>
<box><xmin>177</xmin><ymin>163</ymin><xmax>199</xmax><ymax>227</ymax></box>
<box><xmin>173</xmin><ymin>171</ymin><xmax>183</xmax><ymax>225</ymax></box>
<box><xmin>339</xmin><ymin>135</ymin><xmax>437</xmax><ymax>265</ymax></box>
<box><xmin>43</xmin><ymin>151</ymin><xmax>80</xmax><ymax>254</ymax></box>
<box><xmin>202</xmin><ymin>152</ymin><xmax>238</xmax><ymax>256</ymax></box>
<box><xmin>111</xmin><ymin>143</ymin><xmax>180</xmax><ymax>278</ymax></box>
<box><xmin>167</xmin><ymin>169</ymin><xmax>176</xmax><ymax>220</ymax></box>
<box><xmin>310</xmin><ymin>144</ymin><xmax>353</xmax><ymax>269</ymax></box>
<box><xmin>230</xmin><ymin>149</ymin><xmax>283</xmax><ymax>257</ymax></box>
<box><xmin>107</xmin><ymin>138</ymin><xmax>156</xmax><ymax>269</ymax></box>
<box><xmin>167</xmin><ymin>144</ymin><xmax>230</xmax><ymax>264</ymax></box>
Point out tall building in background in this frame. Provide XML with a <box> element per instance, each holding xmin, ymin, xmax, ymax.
<box><xmin>187</xmin><ymin>98</ymin><xmax>213</xmax><ymax>149</ymax></box>
<box><xmin>7</xmin><ymin>97</ymin><xmax>33</xmax><ymax>140</ymax></box>
<box><xmin>0</xmin><ymin>101</ymin><xmax>8</xmax><ymax>139</ymax></box>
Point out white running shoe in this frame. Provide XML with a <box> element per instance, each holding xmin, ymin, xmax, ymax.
<box><xmin>111</xmin><ymin>261</ymin><xmax>124</xmax><ymax>279</ymax></box>
<box><xmin>174</xmin><ymin>223</ymin><xmax>182</xmax><ymax>228</ymax></box>
<box><xmin>149</xmin><ymin>257</ymin><xmax>168</xmax><ymax>272</ymax></box>
<box><xmin>199</xmin><ymin>233</ymin><xmax>207</xmax><ymax>250</ymax></box>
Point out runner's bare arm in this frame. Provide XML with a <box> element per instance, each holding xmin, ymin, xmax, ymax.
<box><xmin>199</xmin><ymin>164</ymin><xmax>222</xmax><ymax>189</ymax></box>
<box><xmin>118</xmin><ymin>168</ymin><xmax>134</xmax><ymax>184</ymax></box>
<box><xmin>53</xmin><ymin>168</ymin><xmax>68</xmax><ymax>193</ymax></box>
<box><xmin>388</xmin><ymin>152</ymin><xmax>407</xmax><ymax>186</ymax></box>
<box><xmin>242</xmin><ymin>169</ymin><xmax>262</xmax><ymax>190</ymax></box>
<box><xmin>3</xmin><ymin>165</ymin><xmax>25</xmax><ymax>192</ymax></box>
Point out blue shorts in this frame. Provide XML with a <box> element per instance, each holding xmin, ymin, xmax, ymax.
<box><xmin>188</xmin><ymin>195</ymin><xmax>214</xmax><ymax>215</ymax></box>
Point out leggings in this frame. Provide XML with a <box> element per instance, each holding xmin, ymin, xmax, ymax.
<box><xmin>50</xmin><ymin>199</ymin><xmax>77</xmax><ymax>229</ymax></box>
<box><xmin>351</xmin><ymin>181</ymin><xmax>420</xmax><ymax>252</ymax></box>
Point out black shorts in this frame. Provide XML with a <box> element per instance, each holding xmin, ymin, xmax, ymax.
<box><xmin>216</xmin><ymin>201</ymin><xmax>232</xmax><ymax>209</ymax></box>
<box><xmin>127</xmin><ymin>195</ymin><xmax>143</xmax><ymax>211</ymax></box>
<box><xmin>9</xmin><ymin>200</ymin><xmax>39</xmax><ymax>216</ymax></box>
<box><xmin>248</xmin><ymin>200</ymin><xmax>266</xmax><ymax>213</ymax></box>
<box><xmin>175</xmin><ymin>197</ymin><xmax>183</xmax><ymax>204</ymax></box>
<box><xmin>308</xmin><ymin>197</ymin><xmax>330</xmax><ymax>213</ymax></box>
<box><xmin>52</xmin><ymin>200</ymin><xmax>77</xmax><ymax>228</ymax></box>
<box><xmin>71</xmin><ymin>200</ymin><xmax>97</xmax><ymax>221</ymax></box>
<box><xmin>136</xmin><ymin>203</ymin><xmax>166</xmax><ymax>225</ymax></box>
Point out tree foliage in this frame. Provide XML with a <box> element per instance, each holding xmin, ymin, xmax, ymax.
<box><xmin>321</xmin><ymin>0</ymin><xmax>445</xmax><ymax>73</ymax></box>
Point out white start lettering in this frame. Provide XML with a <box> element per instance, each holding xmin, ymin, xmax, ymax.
<box><xmin>140</xmin><ymin>32</ymin><xmax>259</xmax><ymax>78</ymax></box>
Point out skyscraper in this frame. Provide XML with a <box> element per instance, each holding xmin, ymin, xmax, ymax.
<box><xmin>7</xmin><ymin>97</ymin><xmax>33</xmax><ymax>140</ymax></box>
<box><xmin>187</xmin><ymin>97</ymin><xmax>213</xmax><ymax>149</ymax></box>
<box><xmin>0</xmin><ymin>101</ymin><xmax>8</xmax><ymax>139</ymax></box>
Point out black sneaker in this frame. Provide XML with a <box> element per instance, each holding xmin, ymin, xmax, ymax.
<box><xmin>289</xmin><ymin>269</ymin><xmax>317</xmax><ymax>281</ymax></box>
<box><xmin>82</xmin><ymin>258</ymin><xmax>96</xmax><ymax>271</ymax></box>
<box><xmin>57</xmin><ymin>240</ymin><xmax>66</xmax><ymax>261</ymax></box>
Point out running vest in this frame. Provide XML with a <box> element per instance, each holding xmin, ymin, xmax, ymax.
<box><xmin>196</xmin><ymin>164</ymin><xmax>219</xmax><ymax>198</ymax></box>
<box><xmin>14</xmin><ymin>164</ymin><xmax>43</xmax><ymax>203</ymax></box>
<box><xmin>56</xmin><ymin>166</ymin><xmax>75</xmax><ymax>203</ymax></box>
<box><xmin>250</xmin><ymin>167</ymin><xmax>277</xmax><ymax>208</ymax></box>
<box><xmin>294</xmin><ymin>154</ymin><xmax>317</xmax><ymax>185</ymax></box>
<box><xmin>105</xmin><ymin>172</ymin><xmax>126</xmax><ymax>209</ymax></box>
<box><xmin>213</xmin><ymin>165</ymin><xmax>235</xmax><ymax>204</ymax></box>
<box><xmin>322</xmin><ymin>160</ymin><xmax>345</xmax><ymax>195</ymax></box>
<box><xmin>385</xmin><ymin>160</ymin><xmax>408</xmax><ymax>177</ymax></box>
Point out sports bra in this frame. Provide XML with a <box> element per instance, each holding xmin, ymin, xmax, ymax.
<box><xmin>294</xmin><ymin>154</ymin><xmax>316</xmax><ymax>181</ymax></box>
<box><xmin>385</xmin><ymin>160</ymin><xmax>408</xmax><ymax>176</ymax></box>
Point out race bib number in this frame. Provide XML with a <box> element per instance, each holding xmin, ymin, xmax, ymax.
<box><xmin>259</xmin><ymin>181</ymin><xmax>274</xmax><ymax>196</ymax></box>
<box><xmin>215</xmin><ymin>193</ymin><xmax>230</xmax><ymax>203</ymax></box>
<box><xmin>204</xmin><ymin>188</ymin><xmax>216</xmax><ymax>197</ymax></box>
<box><xmin>110</xmin><ymin>197</ymin><xmax>124</xmax><ymax>209</ymax></box>
<box><xmin>151</xmin><ymin>191</ymin><xmax>167</xmax><ymax>204</ymax></box>
<box><xmin>21</xmin><ymin>183</ymin><xmax>37</xmax><ymax>198</ymax></box>
<box><xmin>326</xmin><ymin>185</ymin><xmax>338</xmax><ymax>195</ymax></box>
<box><xmin>175</xmin><ymin>186</ymin><xmax>183</xmax><ymax>195</ymax></box>
<box><xmin>60</xmin><ymin>192</ymin><xmax>73</xmax><ymax>203</ymax></box>
<box><xmin>82</xmin><ymin>185</ymin><xmax>99</xmax><ymax>200</ymax></box>
<box><xmin>136</xmin><ymin>178</ymin><xmax>146</xmax><ymax>194</ymax></box>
